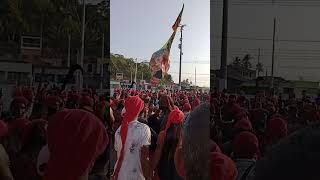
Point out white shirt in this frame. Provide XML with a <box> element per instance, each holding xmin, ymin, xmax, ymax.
<box><xmin>114</xmin><ymin>120</ymin><xmax>151</xmax><ymax>180</ymax></box>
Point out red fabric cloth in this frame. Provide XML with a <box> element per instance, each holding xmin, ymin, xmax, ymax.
<box><xmin>11</xmin><ymin>96</ymin><xmax>29</xmax><ymax>107</ymax></box>
<box><xmin>44</xmin><ymin>109</ymin><xmax>108</xmax><ymax>180</ymax></box>
<box><xmin>80</xmin><ymin>95</ymin><xmax>94</xmax><ymax>107</ymax></box>
<box><xmin>234</xmin><ymin>118</ymin><xmax>252</xmax><ymax>131</ymax></box>
<box><xmin>210</xmin><ymin>152</ymin><xmax>238</xmax><ymax>180</ymax></box>
<box><xmin>113</xmin><ymin>96</ymin><xmax>144</xmax><ymax>180</ymax></box>
<box><xmin>183</xmin><ymin>103</ymin><xmax>191</xmax><ymax>112</ymax></box>
<box><xmin>233</xmin><ymin>131</ymin><xmax>259</xmax><ymax>159</ymax></box>
<box><xmin>265</xmin><ymin>117</ymin><xmax>287</xmax><ymax>146</ymax></box>
<box><xmin>22</xmin><ymin>88</ymin><xmax>34</xmax><ymax>103</ymax></box>
<box><xmin>160</xmin><ymin>95</ymin><xmax>175</xmax><ymax>111</ymax></box>
<box><xmin>45</xmin><ymin>96</ymin><xmax>61</xmax><ymax>108</ymax></box>
<box><xmin>0</xmin><ymin>120</ymin><xmax>8</xmax><ymax>138</ymax></box>
<box><xmin>192</xmin><ymin>98</ymin><xmax>200</xmax><ymax>109</ymax></box>
<box><xmin>8</xmin><ymin>118</ymin><xmax>30</xmax><ymax>137</ymax></box>
<box><xmin>210</xmin><ymin>140</ymin><xmax>222</xmax><ymax>153</ymax></box>
<box><xmin>164</xmin><ymin>108</ymin><xmax>184</xmax><ymax>137</ymax></box>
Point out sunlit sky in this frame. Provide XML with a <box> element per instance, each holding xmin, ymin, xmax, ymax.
<box><xmin>111</xmin><ymin>0</ymin><xmax>210</xmax><ymax>87</ymax></box>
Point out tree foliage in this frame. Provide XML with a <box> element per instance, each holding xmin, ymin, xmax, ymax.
<box><xmin>231</xmin><ymin>54</ymin><xmax>254</xmax><ymax>69</ymax></box>
<box><xmin>110</xmin><ymin>54</ymin><xmax>153</xmax><ymax>83</ymax></box>
<box><xmin>0</xmin><ymin>0</ymin><xmax>109</xmax><ymax>56</ymax></box>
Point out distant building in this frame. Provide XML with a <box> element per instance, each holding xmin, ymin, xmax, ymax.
<box><xmin>213</xmin><ymin>64</ymin><xmax>256</xmax><ymax>90</ymax></box>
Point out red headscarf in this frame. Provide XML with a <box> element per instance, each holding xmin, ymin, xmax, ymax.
<box><xmin>183</xmin><ymin>103</ymin><xmax>191</xmax><ymax>112</ymax></box>
<box><xmin>233</xmin><ymin>131</ymin><xmax>259</xmax><ymax>159</ymax></box>
<box><xmin>45</xmin><ymin>96</ymin><xmax>61</xmax><ymax>108</ymax></box>
<box><xmin>164</xmin><ymin>108</ymin><xmax>184</xmax><ymax>137</ymax></box>
<box><xmin>44</xmin><ymin>109</ymin><xmax>108</xmax><ymax>180</ymax></box>
<box><xmin>160</xmin><ymin>95</ymin><xmax>174</xmax><ymax>111</ymax></box>
<box><xmin>113</xmin><ymin>96</ymin><xmax>144</xmax><ymax>180</ymax></box>
<box><xmin>234</xmin><ymin>118</ymin><xmax>252</xmax><ymax>131</ymax></box>
<box><xmin>192</xmin><ymin>98</ymin><xmax>200</xmax><ymax>110</ymax></box>
<box><xmin>11</xmin><ymin>96</ymin><xmax>29</xmax><ymax>107</ymax></box>
<box><xmin>265</xmin><ymin>117</ymin><xmax>287</xmax><ymax>146</ymax></box>
<box><xmin>210</xmin><ymin>152</ymin><xmax>238</xmax><ymax>180</ymax></box>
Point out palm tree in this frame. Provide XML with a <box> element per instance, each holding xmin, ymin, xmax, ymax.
<box><xmin>232</xmin><ymin>56</ymin><xmax>241</xmax><ymax>67</ymax></box>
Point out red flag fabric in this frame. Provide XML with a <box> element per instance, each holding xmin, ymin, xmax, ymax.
<box><xmin>172</xmin><ymin>4</ymin><xmax>184</xmax><ymax>32</ymax></box>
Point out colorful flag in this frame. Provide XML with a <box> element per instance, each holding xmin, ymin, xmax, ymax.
<box><xmin>149</xmin><ymin>4</ymin><xmax>184</xmax><ymax>85</ymax></box>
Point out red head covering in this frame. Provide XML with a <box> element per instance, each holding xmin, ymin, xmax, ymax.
<box><xmin>192</xmin><ymin>98</ymin><xmax>200</xmax><ymax>110</ymax></box>
<box><xmin>22</xmin><ymin>88</ymin><xmax>34</xmax><ymax>103</ymax></box>
<box><xmin>0</xmin><ymin>120</ymin><xmax>8</xmax><ymax>138</ymax></box>
<box><xmin>210</xmin><ymin>152</ymin><xmax>238</xmax><ymax>180</ymax></box>
<box><xmin>45</xmin><ymin>96</ymin><xmax>62</xmax><ymax>108</ymax></box>
<box><xmin>183</xmin><ymin>103</ymin><xmax>191</xmax><ymax>112</ymax></box>
<box><xmin>233</xmin><ymin>131</ymin><xmax>259</xmax><ymax>159</ymax></box>
<box><xmin>44</xmin><ymin>109</ymin><xmax>108</xmax><ymax>180</ymax></box>
<box><xmin>113</xmin><ymin>96</ymin><xmax>144</xmax><ymax>179</ymax></box>
<box><xmin>160</xmin><ymin>95</ymin><xmax>174</xmax><ymax>111</ymax></box>
<box><xmin>80</xmin><ymin>95</ymin><xmax>94</xmax><ymax>107</ymax></box>
<box><xmin>11</xmin><ymin>96</ymin><xmax>29</xmax><ymax>107</ymax></box>
<box><xmin>265</xmin><ymin>117</ymin><xmax>287</xmax><ymax>146</ymax></box>
<box><xmin>234</xmin><ymin>118</ymin><xmax>252</xmax><ymax>131</ymax></box>
<box><xmin>164</xmin><ymin>108</ymin><xmax>184</xmax><ymax>137</ymax></box>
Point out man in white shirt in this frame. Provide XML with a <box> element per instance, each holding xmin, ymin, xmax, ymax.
<box><xmin>113</xmin><ymin>96</ymin><xmax>151</xmax><ymax>180</ymax></box>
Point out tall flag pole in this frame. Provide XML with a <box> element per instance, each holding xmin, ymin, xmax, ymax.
<box><xmin>149</xmin><ymin>4</ymin><xmax>184</xmax><ymax>86</ymax></box>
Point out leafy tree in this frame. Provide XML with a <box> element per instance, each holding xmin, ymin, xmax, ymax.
<box><xmin>232</xmin><ymin>57</ymin><xmax>241</xmax><ymax>66</ymax></box>
<box><xmin>242</xmin><ymin>54</ymin><xmax>253</xmax><ymax>69</ymax></box>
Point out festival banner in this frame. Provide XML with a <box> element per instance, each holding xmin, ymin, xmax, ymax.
<box><xmin>149</xmin><ymin>4</ymin><xmax>184</xmax><ymax>86</ymax></box>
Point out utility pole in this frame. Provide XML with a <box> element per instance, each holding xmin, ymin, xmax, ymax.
<box><xmin>134</xmin><ymin>59</ymin><xmax>138</xmax><ymax>85</ymax></box>
<box><xmin>271</xmin><ymin>18</ymin><xmax>276</xmax><ymax>89</ymax></box>
<box><xmin>257</xmin><ymin>48</ymin><xmax>261</xmax><ymax>77</ymax></box>
<box><xmin>220</xmin><ymin>0</ymin><xmax>229</xmax><ymax>90</ymax></box>
<box><xmin>178</xmin><ymin>24</ymin><xmax>186</xmax><ymax>90</ymax></box>
<box><xmin>79</xmin><ymin>0</ymin><xmax>86</xmax><ymax>90</ymax></box>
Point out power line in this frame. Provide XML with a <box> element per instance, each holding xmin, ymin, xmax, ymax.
<box><xmin>213</xmin><ymin>35</ymin><xmax>320</xmax><ymax>43</ymax></box>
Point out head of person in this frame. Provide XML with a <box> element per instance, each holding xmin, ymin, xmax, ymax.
<box><xmin>183</xmin><ymin>103</ymin><xmax>192</xmax><ymax>113</ymax></box>
<box><xmin>45</xmin><ymin>96</ymin><xmax>63</xmax><ymax>117</ymax></box>
<box><xmin>80</xmin><ymin>95</ymin><xmax>94</xmax><ymax>113</ymax></box>
<box><xmin>254</xmin><ymin>123</ymin><xmax>320</xmax><ymax>180</ymax></box>
<box><xmin>233</xmin><ymin>131</ymin><xmax>259</xmax><ymax>160</ymax></box>
<box><xmin>66</xmin><ymin>94</ymin><xmax>81</xmax><ymax>109</ymax></box>
<box><xmin>183</xmin><ymin>103</ymin><xmax>210</xmax><ymax>180</ymax></box>
<box><xmin>44</xmin><ymin>109</ymin><xmax>108</xmax><ymax>180</ymax></box>
<box><xmin>10</xmin><ymin>97</ymin><xmax>29</xmax><ymax>119</ymax></box>
<box><xmin>159</xmin><ymin>95</ymin><xmax>174</xmax><ymax>111</ymax></box>
<box><xmin>265</xmin><ymin>117</ymin><xmax>288</xmax><ymax>147</ymax></box>
<box><xmin>210</xmin><ymin>152</ymin><xmax>238</xmax><ymax>180</ymax></box>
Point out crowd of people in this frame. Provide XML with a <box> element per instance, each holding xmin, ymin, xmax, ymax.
<box><xmin>1</xmin><ymin>84</ymin><xmax>320</xmax><ymax>180</ymax></box>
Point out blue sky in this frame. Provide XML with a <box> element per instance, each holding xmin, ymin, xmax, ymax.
<box><xmin>110</xmin><ymin>0</ymin><xmax>210</xmax><ymax>87</ymax></box>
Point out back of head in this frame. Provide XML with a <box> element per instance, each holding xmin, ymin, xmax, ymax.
<box><xmin>183</xmin><ymin>103</ymin><xmax>210</xmax><ymax>180</ymax></box>
<box><xmin>255</xmin><ymin>123</ymin><xmax>320</xmax><ymax>180</ymax></box>
<box><xmin>44</xmin><ymin>109</ymin><xmax>108</xmax><ymax>180</ymax></box>
<box><xmin>210</xmin><ymin>152</ymin><xmax>238</xmax><ymax>180</ymax></box>
<box><xmin>233</xmin><ymin>131</ymin><xmax>259</xmax><ymax>159</ymax></box>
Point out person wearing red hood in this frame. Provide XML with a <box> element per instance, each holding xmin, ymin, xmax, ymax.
<box><xmin>192</xmin><ymin>96</ymin><xmax>200</xmax><ymax>110</ymax></box>
<box><xmin>0</xmin><ymin>120</ymin><xmax>14</xmax><ymax>180</ymax></box>
<box><xmin>232</xmin><ymin>131</ymin><xmax>259</xmax><ymax>180</ymax></box>
<box><xmin>152</xmin><ymin>108</ymin><xmax>184</xmax><ymax>180</ymax></box>
<box><xmin>9</xmin><ymin>97</ymin><xmax>29</xmax><ymax>120</ymax></box>
<box><xmin>44</xmin><ymin>109</ymin><xmax>108</xmax><ymax>180</ymax></box>
<box><xmin>112</xmin><ymin>96</ymin><xmax>151</xmax><ymax>180</ymax></box>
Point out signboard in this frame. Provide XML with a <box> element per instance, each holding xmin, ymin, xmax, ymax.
<box><xmin>116</xmin><ymin>73</ymin><xmax>123</xmax><ymax>80</ymax></box>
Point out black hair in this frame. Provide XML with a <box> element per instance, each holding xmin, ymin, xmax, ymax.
<box><xmin>255</xmin><ymin>123</ymin><xmax>320</xmax><ymax>180</ymax></box>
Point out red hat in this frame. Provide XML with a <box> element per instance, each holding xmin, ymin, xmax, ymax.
<box><xmin>234</xmin><ymin>118</ymin><xmax>252</xmax><ymax>131</ymax></box>
<box><xmin>11</xmin><ymin>96</ymin><xmax>29</xmax><ymax>107</ymax></box>
<box><xmin>265</xmin><ymin>117</ymin><xmax>287</xmax><ymax>146</ymax></box>
<box><xmin>44</xmin><ymin>109</ymin><xmax>108</xmax><ymax>180</ymax></box>
<box><xmin>113</xmin><ymin>96</ymin><xmax>144</xmax><ymax>179</ymax></box>
<box><xmin>45</xmin><ymin>96</ymin><xmax>62</xmax><ymax>108</ymax></box>
<box><xmin>183</xmin><ymin>103</ymin><xmax>191</xmax><ymax>112</ymax></box>
<box><xmin>210</xmin><ymin>152</ymin><xmax>238</xmax><ymax>180</ymax></box>
<box><xmin>164</xmin><ymin>108</ymin><xmax>184</xmax><ymax>136</ymax></box>
<box><xmin>233</xmin><ymin>131</ymin><xmax>259</xmax><ymax>159</ymax></box>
